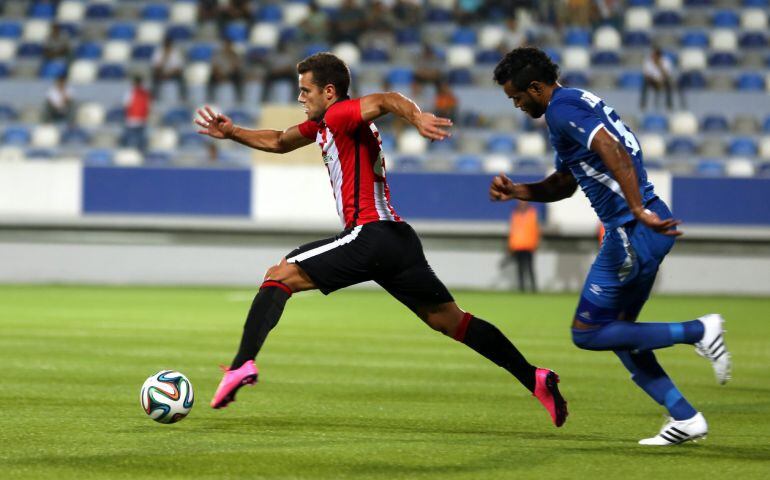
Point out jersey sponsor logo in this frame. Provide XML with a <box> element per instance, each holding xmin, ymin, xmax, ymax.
<box><xmin>589</xmin><ymin>283</ymin><xmax>603</xmax><ymax>295</ymax></box>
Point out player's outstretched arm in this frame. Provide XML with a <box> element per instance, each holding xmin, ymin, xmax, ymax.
<box><xmin>359</xmin><ymin>92</ymin><xmax>452</xmax><ymax>141</ymax></box>
<box><xmin>490</xmin><ymin>171</ymin><xmax>577</xmax><ymax>203</ymax></box>
<box><xmin>591</xmin><ymin>127</ymin><xmax>682</xmax><ymax>236</ymax></box>
<box><xmin>194</xmin><ymin>106</ymin><xmax>313</xmax><ymax>154</ymax></box>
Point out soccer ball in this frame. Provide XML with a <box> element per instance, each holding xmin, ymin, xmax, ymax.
<box><xmin>140</xmin><ymin>370</ymin><xmax>194</xmax><ymax>424</ymax></box>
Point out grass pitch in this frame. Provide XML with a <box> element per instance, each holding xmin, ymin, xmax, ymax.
<box><xmin>0</xmin><ymin>285</ymin><xmax>768</xmax><ymax>479</ymax></box>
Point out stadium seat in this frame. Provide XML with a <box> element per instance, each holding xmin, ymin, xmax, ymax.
<box><xmin>680</xmin><ymin>30</ymin><xmax>709</xmax><ymax>48</ymax></box>
<box><xmin>379</xmin><ymin>133</ymin><xmax>396</xmax><ymax>153</ymax></box>
<box><xmin>592</xmin><ymin>51</ymin><xmax>621</xmax><ymax>66</ymax></box>
<box><xmin>712</xmin><ymin>10</ymin><xmax>739</xmax><ymax>28</ymax></box>
<box><xmin>759</xmin><ymin>136</ymin><xmax>770</xmax><ymax>158</ymax></box>
<box><xmin>28</xmin><ymin>2</ymin><xmax>56</xmax><ymax>19</ymax></box>
<box><xmin>0</xmin><ymin>104</ymin><xmax>18</xmax><ymax>121</ymax></box>
<box><xmin>395</xmin><ymin>28</ymin><xmax>420</xmax><ymax>45</ymax></box>
<box><xmin>735</xmin><ymin>73</ymin><xmax>765</xmax><ymax>91</ymax></box>
<box><xmin>732</xmin><ymin>115</ymin><xmax>759</xmax><ymax>134</ymax></box>
<box><xmin>542</xmin><ymin>48</ymin><xmax>561</xmax><ymax>64</ymax></box>
<box><xmin>701</xmin><ymin>114</ymin><xmax>729</xmax><ymax>133</ymax></box>
<box><xmin>397</xmin><ymin>130</ymin><xmax>427</xmax><ymax>154</ymax></box>
<box><xmin>150</xmin><ymin>128</ymin><xmax>179</xmax><ymax>151</ymax></box>
<box><xmin>710</xmin><ymin>29</ymin><xmax>737</xmax><ymax>51</ymax></box>
<box><xmin>166</xmin><ymin>25</ymin><xmax>194</xmax><ymax>42</ymax></box>
<box><xmin>741</xmin><ymin>8</ymin><xmax>768</xmax><ymax>30</ymax></box>
<box><xmin>482</xmin><ymin>154</ymin><xmax>513</xmax><ymax>174</ymax></box>
<box><xmin>146</xmin><ymin>151</ymin><xmax>172</xmax><ymax>166</ymax></box>
<box><xmin>362</xmin><ymin>47</ymin><xmax>389</xmax><ymax>63</ymax></box>
<box><xmin>283</xmin><ymin>3</ymin><xmax>310</xmax><ymax>26</ymax></box>
<box><xmin>107</xmin><ymin>23</ymin><xmax>136</xmax><ymax>40</ymax></box>
<box><xmin>0</xmin><ymin>62</ymin><xmax>10</xmax><ymax>78</ymax></box>
<box><xmin>0</xmin><ymin>39</ymin><xmax>16</xmax><ymax>61</ymax></box>
<box><xmin>393</xmin><ymin>155</ymin><xmax>424</xmax><ymax>172</ymax></box>
<box><xmin>561</xmin><ymin>72</ymin><xmax>589</xmax><ymax>88</ymax></box>
<box><xmin>114</xmin><ymin>148</ymin><xmax>143</xmax><ymax>167</ymax></box>
<box><xmin>171</xmin><ymin>2</ymin><xmax>198</xmax><ymax>24</ymax></box>
<box><xmin>132</xmin><ymin>44</ymin><xmax>155</xmax><ymax>61</ymax></box>
<box><xmin>642</xmin><ymin>114</ymin><xmax>669</xmax><ymax>132</ymax></box>
<box><xmin>76</xmin><ymin>103</ymin><xmax>106</xmax><ymax>129</ymax></box>
<box><xmin>517</xmin><ymin>133</ymin><xmax>546</xmax><ymax>156</ymax></box>
<box><xmin>758</xmin><ymin>162</ymin><xmax>770</xmax><ymax>176</ymax></box>
<box><xmin>250</xmin><ymin>23</ymin><xmax>279</xmax><ymax>48</ymax></box>
<box><xmin>728</xmin><ymin>137</ymin><xmax>758</xmax><ymax>156</ymax></box>
<box><xmin>98</xmin><ymin>63</ymin><xmax>126</xmax><ymax>80</ymax></box>
<box><xmin>455</xmin><ymin>155</ymin><xmax>483</xmax><ymax>173</ymax></box>
<box><xmin>57</xmin><ymin>1</ymin><xmax>85</xmax><ymax>23</ymax></box>
<box><xmin>725</xmin><ymin>158</ymin><xmax>755</xmax><ymax>177</ymax></box>
<box><xmin>142</xmin><ymin>4</ymin><xmax>170</xmax><ymax>21</ymax></box>
<box><xmin>628</xmin><ymin>0</ymin><xmax>654</xmax><ymax>5</ymax></box>
<box><xmin>106</xmin><ymin>106</ymin><xmax>125</xmax><ymax>124</ymax></box>
<box><xmin>333</xmin><ymin>43</ymin><xmax>361</xmax><ymax>67</ymax></box>
<box><xmin>667</xmin><ymin>137</ymin><xmax>698</xmax><ymax>155</ymax></box>
<box><xmin>562</xmin><ymin>47</ymin><xmax>590</xmax><ymax>70</ymax></box>
<box><xmin>450</xmin><ymin>28</ymin><xmax>477</xmax><ymax>45</ymax></box>
<box><xmin>564</xmin><ymin>28</ymin><xmax>591</xmax><ymax>47</ymax></box>
<box><xmin>0</xmin><ymin>146</ymin><xmax>25</xmax><ymax>162</ymax></box>
<box><xmin>256</xmin><ymin>4</ymin><xmax>283</xmax><ymax>22</ymax></box>
<box><xmin>184</xmin><ymin>63</ymin><xmax>211</xmax><ymax>86</ymax></box>
<box><xmin>670</xmin><ymin>112</ymin><xmax>698</xmax><ymax>136</ymax></box>
<box><xmin>188</xmin><ymin>44</ymin><xmax>214</xmax><ymax>62</ymax></box>
<box><xmin>225</xmin><ymin>23</ymin><xmax>249</xmax><ymax>43</ymax></box>
<box><xmin>618</xmin><ymin>71</ymin><xmax>644</xmax><ymax>89</ymax></box>
<box><xmin>428</xmin><ymin>136</ymin><xmax>456</xmax><ymax>152</ymax></box>
<box><xmin>26</xmin><ymin>148</ymin><xmax>55</xmax><ymax>160</ymax></box>
<box><xmin>478</xmin><ymin>25</ymin><xmax>505</xmax><ymax>50</ymax></box>
<box><xmin>17</xmin><ymin>42</ymin><xmax>43</xmax><ymax>58</ymax></box>
<box><xmin>85</xmin><ymin>4</ymin><xmax>114</xmax><ymax>21</ymax></box>
<box><xmin>75</xmin><ymin>42</ymin><xmax>103</xmax><ymax>60</ymax></box>
<box><xmin>0</xmin><ymin>21</ymin><xmax>22</xmax><ymax>39</ymax></box>
<box><xmin>657</xmin><ymin>0</ymin><xmax>684</xmax><ymax>7</ymax></box>
<box><xmin>639</xmin><ymin>134</ymin><xmax>666</xmax><ymax>157</ymax></box>
<box><xmin>678</xmin><ymin>71</ymin><xmax>707</xmax><ymax>89</ymax></box>
<box><xmin>386</xmin><ymin>67</ymin><xmax>413</xmax><ymax>87</ymax></box>
<box><xmin>695</xmin><ymin>159</ymin><xmax>725</xmax><ymax>176</ymax></box>
<box><xmin>708</xmin><ymin>52</ymin><xmax>737</xmax><ymax>68</ymax></box>
<box><xmin>739</xmin><ymin>32</ymin><xmax>768</xmax><ymax>49</ymax></box>
<box><xmin>486</xmin><ymin>135</ymin><xmax>516</xmax><ymax>153</ymax></box>
<box><xmin>447</xmin><ymin>46</ymin><xmax>474</xmax><ymax>68</ymax></box>
<box><xmin>23</xmin><ymin>20</ymin><xmax>51</xmax><ymax>42</ymax></box>
<box><xmin>136</xmin><ymin>22</ymin><xmax>166</xmax><ymax>44</ymax></box>
<box><xmin>623</xmin><ymin>31</ymin><xmax>651</xmax><ymax>47</ymax></box>
<box><xmin>625</xmin><ymin>9</ymin><xmax>653</xmax><ymax>30</ymax></box>
<box><xmin>39</xmin><ymin>60</ymin><xmax>67</xmax><ymax>79</ymax></box>
<box><xmin>31</xmin><ymin>124</ymin><xmax>60</xmax><ymax>148</ymax></box>
<box><xmin>61</xmin><ymin>127</ymin><xmax>91</xmax><ymax>146</ymax></box>
<box><xmin>84</xmin><ymin>149</ymin><xmax>114</xmax><ymax>166</ymax></box>
<box><xmin>68</xmin><ymin>60</ymin><xmax>98</xmax><ymax>84</ymax></box>
<box><xmin>476</xmin><ymin>49</ymin><xmax>502</xmax><ymax>64</ymax></box>
<box><xmin>179</xmin><ymin>131</ymin><xmax>208</xmax><ymax>150</ymax></box>
<box><xmin>743</xmin><ymin>0</ymin><xmax>769</xmax><ymax>6</ymax></box>
<box><xmin>103</xmin><ymin>41</ymin><xmax>131</xmax><ymax>63</ymax></box>
<box><xmin>515</xmin><ymin>158</ymin><xmax>546</xmax><ymax>174</ymax></box>
<box><xmin>654</xmin><ymin>11</ymin><xmax>683</xmax><ymax>27</ymax></box>
<box><xmin>2</xmin><ymin>126</ymin><xmax>31</xmax><ymax>146</ymax></box>
<box><xmin>447</xmin><ymin>68</ymin><xmax>473</xmax><ymax>85</ymax></box>
<box><xmin>593</xmin><ymin>26</ymin><xmax>621</xmax><ymax>50</ymax></box>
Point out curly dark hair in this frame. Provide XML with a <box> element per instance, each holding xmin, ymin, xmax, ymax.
<box><xmin>296</xmin><ymin>52</ymin><xmax>350</xmax><ymax>98</ymax></box>
<box><xmin>493</xmin><ymin>47</ymin><xmax>560</xmax><ymax>90</ymax></box>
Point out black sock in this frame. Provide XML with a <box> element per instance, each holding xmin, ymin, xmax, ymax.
<box><xmin>455</xmin><ymin>314</ymin><xmax>537</xmax><ymax>392</ymax></box>
<box><xmin>230</xmin><ymin>282</ymin><xmax>291</xmax><ymax>369</ymax></box>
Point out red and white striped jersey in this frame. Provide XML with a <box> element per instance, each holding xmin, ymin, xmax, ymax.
<box><xmin>297</xmin><ymin>98</ymin><xmax>402</xmax><ymax>229</ymax></box>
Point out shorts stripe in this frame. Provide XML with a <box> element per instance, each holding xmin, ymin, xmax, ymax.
<box><xmin>286</xmin><ymin>225</ymin><xmax>363</xmax><ymax>264</ymax></box>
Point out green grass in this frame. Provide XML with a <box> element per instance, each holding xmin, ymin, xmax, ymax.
<box><xmin>0</xmin><ymin>285</ymin><xmax>769</xmax><ymax>479</ymax></box>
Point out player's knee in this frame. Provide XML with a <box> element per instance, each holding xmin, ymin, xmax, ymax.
<box><xmin>571</xmin><ymin>325</ymin><xmax>596</xmax><ymax>350</ymax></box>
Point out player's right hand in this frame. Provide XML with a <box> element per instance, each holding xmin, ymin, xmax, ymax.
<box><xmin>415</xmin><ymin>112</ymin><xmax>452</xmax><ymax>141</ymax></box>
<box><xmin>489</xmin><ymin>173</ymin><xmax>516</xmax><ymax>201</ymax></box>
<box><xmin>195</xmin><ymin>106</ymin><xmax>235</xmax><ymax>140</ymax></box>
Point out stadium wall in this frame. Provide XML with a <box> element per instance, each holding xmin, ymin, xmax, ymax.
<box><xmin>1</xmin><ymin>164</ymin><xmax>769</xmax><ymax>294</ymax></box>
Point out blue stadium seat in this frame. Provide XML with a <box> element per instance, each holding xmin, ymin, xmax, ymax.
<box><xmin>624</xmin><ymin>31</ymin><xmax>651</xmax><ymax>48</ymax></box>
<box><xmin>758</xmin><ymin>162</ymin><xmax>770</xmax><ymax>176</ymax></box>
<box><xmin>642</xmin><ymin>114</ymin><xmax>669</xmax><ymax>132</ymax></box>
<box><xmin>735</xmin><ymin>73</ymin><xmax>765</xmax><ymax>91</ymax></box>
<box><xmin>486</xmin><ymin>135</ymin><xmax>516</xmax><ymax>153</ymax></box>
<box><xmin>728</xmin><ymin>137</ymin><xmax>758</xmax><ymax>156</ymax></box>
<box><xmin>667</xmin><ymin>137</ymin><xmax>698</xmax><ymax>155</ymax></box>
<box><xmin>132</xmin><ymin>44</ymin><xmax>155</xmax><ymax>61</ymax></box>
<box><xmin>739</xmin><ymin>32</ymin><xmax>768</xmax><ymax>49</ymax></box>
<box><xmin>678</xmin><ymin>71</ymin><xmax>707</xmax><ymax>89</ymax></box>
<box><xmin>680</xmin><ymin>30</ymin><xmax>709</xmax><ymax>47</ymax></box>
<box><xmin>179</xmin><ymin>132</ymin><xmax>207</xmax><ymax>149</ymax></box>
<box><xmin>224</xmin><ymin>23</ymin><xmax>249</xmax><ymax>42</ymax></box>
<box><xmin>85</xmin><ymin>4</ymin><xmax>114</xmax><ymax>20</ymax></box>
<box><xmin>618</xmin><ymin>71</ymin><xmax>644</xmax><ymax>89</ymax></box>
<box><xmin>61</xmin><ymin>127</ymin><xmax>91</xmax><ymax>146</ymax></box>
<box><xmin>107</xmin><ymin>23</ymin><xmax>136</xmax><ymax>40</ymax></box>
<box><xmin>395</xmin><ymin>156</ymin><xmax>424</xmax><ymax>172</ymax></box>
<box><xmin>380</xmin><ymin>133</ymin><xmax>396</xmax><ymax>153</ymax></box>
<box><xmin>2</xmin><ymin>126</ymin><xmax>30</xmax><ymax>145</ymax></box>
<box><xmin>0</xmin><ymin>21</ymin><xmax>22</xmax><ymax>39</ymax></box>
<box><xmin>429</xmin><ymin>136</ymin><xmax>456</xmax><ymax>152</ymax></box>
<box><xmin>701</xmin><ymin>114</ymin><xmax>729</xmax><ymax>133</ymax></box>
<box><xmin>627</xmin><ymin>0</ymin><xmax>653</xmax><ymax>5</ymax></box>
<box><xmin>447</xmin><ymin>68</ymin><xmax>473</xmax><ymax>85</ymax></box>
<box><xmin>39</xmin><ymin>60</ymin><xmax>67</xmax><ymax>79</ymax></box>
<box><xmin>644</xmin><ymin>159</ymin><xmax>664</xmax><ymax>170</ymax></box>
<box><xmin>28</xmin><ymin>3</ymin><xmax>56</xmax><ymax>19</ymax></box>
<box><xmin>696</xmin><ymin>159</ymin><xmax>725</xmax><ymax>176</ymax></box>
<box><xmin>386</xmin><ymin>67</ymin><xmax>413</xmax><ymax>86</ymax></box>
<box><xmin>564</xmin><ymin>28</ymin><xmax>591</xmax><ymax>47</ymax></box>
<box><xmin>455</xmin><ymin>155</ymin><xmax>483</xmax><ymax>172</ymax></box>
<box><xmin>225</xmin><ymin>109</ymin><xmax>256</xmax><ymax>125</ymax></box>
<box><xmin>763</xmin><ymin>116</ymin><xmax>770</xmax><ymax>133</ymax></box>
<box><xmin>743</xmin><ymin>0</ymin><xmax>768</xmax><ymax>6</ymax></box>
<box><xmin>362</xmin><ymin>47</ymin><xmax>389</xmax><ymax>62</ymax></box>
<box><xmin>106</xmin><ymin>106</ymin><xmax>125</xmax><ymax>124</ymax></box>
<box><xmin>561</xmin><ymin>72</ymin><xmax>589</xmax><ymax>88</ymax></box>
<box><xmin>84</xmin><ymin>149</ymin><xmax>114</xmax><ymax>166</ymax></box>
<box><xmin>303</xmin><ymin>43</ymin><xmax>329</xmax><ymax>57</ymax></box>
<box><xmin>654</xmin><ymin>10</ymin><xmax>683</xmax><ymax>27</ymax></box>
<box><xmin>75</xmin><ymin>42</ymin><xmax>103</xmax><ymax>60</ymax></box>
<box><xmin>0</xmin><ymin>63</ymin><xmax>9</xmax><ymax>78</ymax></box>
<box><xmin>256</xmin><ymin>4</ymin><xmax>283</xmax><ymax>22</ymax></box>
<box><xmin>516</xmin><ymin>158</ymin><xmax>546</xmax><ymax>174</ymax></box>
<box><xmin>542</xmin><ymin>48</ymin><xmax>561</xmax><ymax>64</ymax></box>
<box><xmin>685</xmin><ymin>0</ymin><xmax>713</xmax><ymax>5</ymax></box>
<box><xmin>98</xmin><ymin>63</ymin><xmax>126</xmax><ymax>80</ymax></box>
<box><xmin>163</xmin><ymin>108</ymin><xmax>191</xmax><ymax>127</ymax></box>
<box><xmin>450</xmin><ymin>28</ymin><xmax>477</xmax><ymax>45</ymax></box>
<box><xmin>166</xmin><ymin>25</ymin><xmax>194</xmax><ymax>42</ymax></box>
<box><xmin>426</xmin><ymin>8</ymin><xmax>453</xmax><ymax>23</ymax></box>
<box><xmin>0</xmin><ymin>104</ymin><xmax>18</xmax><ymax>121</ymax></box>
<box><xmin>279</xmin><ymin>27</ymin><xmax>299</xmax><ymax>43</ymax></box>
<box><xmin>708</xmin><ymin>52</ymin><xmax>737</xmax><ymax>68</ymax></box>
<box><xmin>592</xmin><ymin>51</ymin><xmax>621</xmax><ymax>66</ymax></box>
<box><xmin>142</xmin><ymin>4</ymin><xmax>170</xmax><ymax>21</ymax></box>
<box><xmin>26</xmin><ymin>148</ymin><xmax>54</xmax><ymax>160</ymax></box>
<box><xmin>188</xmin><ymin>44</ymin><xmax>214</xmax><ymax>62</ymax></box>
<box><xmin>17</xmin><ymin>42</ymin><xmax>44</xmax><ymax>58</ymax></box>
<box><xmin>395</xmin><ymin>28</ymin><xmax>420</xmax><ymax>45</ymax></box>
<box><xmin>476</xmin><ymin>49</ymin><xmax>502</xmax><ymax>64</ymax></box>
<box><xmin>245</xmin><ymin>46</ymin><xmax>270</xmax><ymax>61</ymax></box>
<box><xmin>712</xmin><ymin>10</ymin><xmax>739</xmax><ymax>27</ymax></box>
<box><xmin>146</xmin><ymin>151</ymin><xmax>172</xmax><ymax>166</ymax></box>
<box><xmin>58</xmin><ymin>23</ymin><xmax>79</xmax><ymax>37</ymax></box>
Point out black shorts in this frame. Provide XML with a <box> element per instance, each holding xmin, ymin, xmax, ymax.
<box><xmin>285</xmin><ymin>221</ymin><xmax>454</xmax><ymax>314</ymax></box>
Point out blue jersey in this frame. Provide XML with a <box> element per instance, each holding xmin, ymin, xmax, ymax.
<box><xmin>545</xmin><ymin>87</ymin><xmax>656</xmax><ymax>228</ymax></box>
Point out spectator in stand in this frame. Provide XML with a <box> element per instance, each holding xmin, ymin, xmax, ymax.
<box><xmin>434</xmin><ymin>80</ymin><xmax>459</xmax><ymax>123</ymax></box>
<box><xmin>42</xmin><ymin>24</ymin><xmax>71</xmax><ymax>63</ymax></box>
<box><xmin>299</xmin><ymin>1</ymin><xmax>330</xmax><ymax>44</ymax></box>
<box><xmin>208</xmin><ymin>39</ymin><xmax>244</xmax><ymax>102</ymax></box>
<box><xmin>641</xmin><ymin>47</ymin><xmax>674</xmax><ymax>111</ymax></box>
<box><xmin>259</xmin><ymin>40</ymin><xmax>298</xmax><ymax>103</ymax></box>
<box><xmin>121</xmin><ymin>76</ymin><xmax>151</xmax><ymax>153</ymax></box>
<box><xmin>360</xmin><ymin>0</ymin><xmax>398</xmax><ymax>53</ymax></box>
<box><xmin>564</xmin><ymin>0</ymin><xmax>595</xmax><ymax>27</ymax></box>
<box><xmin>412</xmin><ymin>43</ymin><xmax>443</xmax><ymax>94</ymax></box>
<box><xmin>498</xmin><ymin>16</ymin><xmax>528</xmax><ymax>55</ymax></box>
<box><xmin>455</xmin><ymin>0</ymin><xmax>486</xmax><ymax>23</ymax></box>
<box><xmin>393</xmin><ymin>0</ymin><xmax>422</xmax><ymax>28</ymax></box>
<box><xmin>331</xmin><ymin>0</ymin><xmax>366</xmax><ymax>44</ymax></box>
<box><xmin>44</xmin><ymin>74</ymin><xmax>74</xmax><ymax>123</ymax></box>
<box><xmin>198</xmin><ymin>0</ymin><xmax>220</xmax><ymax>23</ymax></box>
<box><xmin>151</xmin><ymin>37</ymin><xmax>187</xmax><ymax>102</ymax></box>
<box><xmin>505</xmin><ymin>200</ymin><xmax>540</xmax><ymax>293</ymax></box>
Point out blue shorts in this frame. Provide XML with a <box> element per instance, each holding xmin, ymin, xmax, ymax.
<box><xmin>575</xmin><ymin>198</ymin><xmax>676</xmax><ymax>324</ymax></box>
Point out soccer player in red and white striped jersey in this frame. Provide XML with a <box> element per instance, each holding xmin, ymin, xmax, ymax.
<box><xmin>196</xmin><ymin>53</ymin><xmax>567</xmax><ymax>426</ymax></box>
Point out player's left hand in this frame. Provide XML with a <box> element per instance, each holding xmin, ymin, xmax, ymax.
<box><xmin>415</xmin><ymin>112</ymin><xmax>452</xmax><ymax>141</ymax></box>
<box><xmin>636</xmin><ymin>208</ymin><xmax>683</xmax><ymax>236</ymax></box>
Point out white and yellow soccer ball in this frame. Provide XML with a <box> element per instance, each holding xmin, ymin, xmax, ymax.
<box><xmin>140</xmin><ymin>370</ymin><xmax>194</xmax><ymax>424</ymax></box>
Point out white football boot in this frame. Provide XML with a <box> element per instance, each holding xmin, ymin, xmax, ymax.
<box><xmin>639</xmin><ymin>412</ymin><xmax>708</xmax><ymax>446</ymax></box>
<box><xmin>694</xmin><ymin>313</ymin><xmax>732</xmax><ymax>385</ymax></box>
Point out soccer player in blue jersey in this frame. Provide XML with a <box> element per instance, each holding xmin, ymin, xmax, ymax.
<box><xmin>489</xmin><ymin>47</ymin><xmax>732</xmax><ymax>445</ymax></box>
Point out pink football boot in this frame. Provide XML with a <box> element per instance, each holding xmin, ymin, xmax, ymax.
<box><xmin>533</xmin><ymin>368</ymin><xmax>568</xmax><ymax>427</ymax></box>
<box><xmin>210</xmin><ymin>360</ymin><xmax>258</xmax><ymax>409</ymax></box>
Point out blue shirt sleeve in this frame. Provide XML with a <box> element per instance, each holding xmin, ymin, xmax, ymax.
<box><xmin>554</xmin><ymin>152</ymin><xmax>568</xmax><ymax>172</ymax></box>
<box><xmin>547</xmin><ymin>98</ymin><xmax>605</xmax><ymax>150</ymax></box>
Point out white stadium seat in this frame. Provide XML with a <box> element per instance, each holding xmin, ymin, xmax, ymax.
<box><xmin>170</xmin><ymin>2</ymin><xmax>198</xmax><ymax>24</ymax></box>
<box><xmin>639</xmin><ymin>134</ymin><xmax>666</xmax><ymax>158</ymax></box>
<box><xmin>332</xmin><ymin>43</ymin><xmax>361</xmax><ymax>67</ymax></box>
<box><xmin>0</xmin><ymin>39</ymin><xmax>16</xmax><ymax>62</ymax></box>
<box><xmin>656</xmin><ymin>0</ymin><xmax>683</xmax><ymax>8</ymax></box>
<box><xmin>741</xmin><ymin>9</ymin><xmax>768</xmax><ymax>31</ymax></box>
<box><xmin>759</xmin><ymin>136</ymin><xmax>770</xmax><ymax>159</ymax></box>
<box><xmin>68</xmin><ymin>60</ymin><xmax>98</xmax><ymax>84</ymax></box>
<box><xmin>478</xmin><ymin>25</ymin><xmax>505</xmax><ymax>50</ymax></box>
<box><xmin>710</xmin><ymin>29</ymin><xmax>737</xmax><ymax>52</ymax></box>
<box><xmin>669</xmin><ymin>111</ymin><xmax>698</xmax><ymax>136</ymax></box>
<box><xmin>625</xmin><ymin>8</ymin><xmax>652</xmax><ymax>31</ymax></box>
<box><xmin>483</xmin><ymin>154</ymin><xmax>513</xmax><ymax>174</ymax></box>
<box><xmin>447</xmin><ymin>45</ymin><xmax>475</xmax><ymax>68</ymax></box>
<box><xmin>593</xmin><ymin>26</ymin><xmax>621</xmax><ymax>50</ymax></box>
<box><xmin>114</xmin><ymin>148</ymin><xmax>144</xmax><ymax>167</ymax></box>
<box><xmin>562</xmin><ymin>47</ymin><xmax>590</xmax><ymax>70</ymax></box>
<box><xmin>427</xmin><ymin>0</ymin><xmax>455</xmax><ymax>8</ymax></box>
<box><xmin>397</xmin><ymin>130</ymin><xmax>427</xmax><ymax>154</ymax></box>
<box><xmin>184</xmin><ymin>62</ymin><xmax>211</xmax><ymax>86</ymax></box>
<box><xmin>679</xmin><ymin>48</ymin><xmax>706</xmax><ymax>71</ymax></box>
<box><xmin>249</xmin><ymin>23</ymin><xmax>279</xmax><ymax>48</ymax></box>
<box><xmin>137</xmin><ymin>22</ymin><xmax>166</xmax><ymax>44</ymax></box>
<box><xmin>150</xmin><ymin>128</ymin><xmax>179</xmax><ymax>151</ymax></box>
<box><xmin>57</xmin><ymin>1</ymin><xmax>85</xmax><ymax>22</ymax></box>
<box><xmin>23</xmin><ymin>20</ymin><xmax>51</xmax><ymax>42</ymax></box>
<box><xmin>517</xmin><ymin>133</ymin><xmax>546</xmax><ymax>156</ymax></box>
<box><xmin>283</xmin><ymin>3</ymin><xmax>310</xmax><ymax>26</ymax></box>
<box><xmin>103</xmin><ymin>41</ymin><xmax>131</xmax><ymax>63</ymax></box>
<box><xmin>31</xmin><ymin>124</ymin><xmax>61</xmax><ymax>148</ymax></box>
<box><xmin>316</xmin><ymin>0</ymin><xmax>343</xmax><ymax>8</ymax></box>
<box><xmin>725</xmin><ymin>158</ymin><xmax>755</xmax><ymax>177</ymax></box>
<box><xmin>76</xmin><ymin>103</ymin><xmax>106</xmax><ymax>129</ymax></box>
<box><xmin>0</xmin><ymin>146</ymin><xmax>26</xmax><ymax>163</ymax></box>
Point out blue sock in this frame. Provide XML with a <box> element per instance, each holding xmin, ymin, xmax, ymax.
<box><xmin>615</xmin><ymin>350</ymin><xmax>697</xmax><ymax>421</ymax></box>
<box><xmin>573</xmin><ymin>320</ymin><xmax>705</xmax><ymax>351</ymax></box>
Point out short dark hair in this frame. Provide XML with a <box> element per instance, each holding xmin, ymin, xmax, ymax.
<box><xmin>296</xmin><ymin>52</ymin><xmax>351</xmax><ymax>98</ymax></box>
<box><xmin>493</xmin><ymin>47</ymin><xmax>560</xmax><ymax>91</ymax></box>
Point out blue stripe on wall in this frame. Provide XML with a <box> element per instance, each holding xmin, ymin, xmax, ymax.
<box><xmin>83</xmin><ymin>167</ymin><xmax>251</xmax><ymax>216</ymax></box>
<box><xmin>672</xmin><ymin>177</ymin><xmax>770</xmax><ymax>225</ymax></box>
<box><xmin>388</xmin><ymin>173</ymin><xmax>545</xmax><ymax>221</ymax></box>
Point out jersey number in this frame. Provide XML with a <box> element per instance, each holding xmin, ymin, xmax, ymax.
<box><xmin>602</xmin><ymin>105</ymin><xmax>640</xmax><ymax>156</ymax></box>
